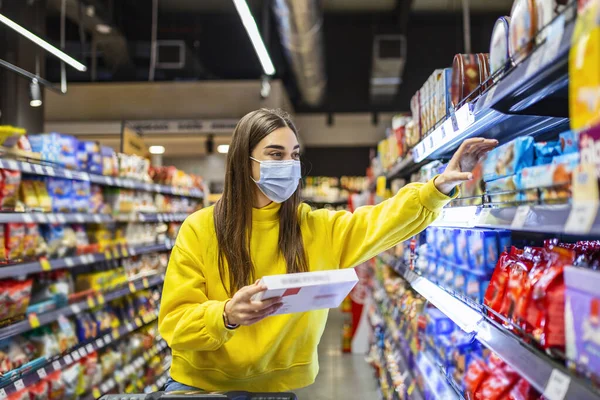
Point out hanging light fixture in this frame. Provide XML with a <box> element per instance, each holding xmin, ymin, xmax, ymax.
<box><xmin>29</xmin><ymin>78</ymin><xmax>42</xmax><ymax>107</ymax></box>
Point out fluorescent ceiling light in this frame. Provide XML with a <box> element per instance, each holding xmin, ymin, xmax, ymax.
<box><xmin>149</xmin><ymin>145</ymin><xmax>165</xmax><ymax>155</ymax></box>
<box><xmin>217</xmin><ymin>144</ymin><xmax>230</xmax><ymax>154</ymax></box>
<box><xmin>232</xmin><ymin>0</ymin><xmax>276</xmax><ymax>76</ymax></box>
<box><xmin>0</xmin><ymin>13</ymin><xmax>87</xmax><ymax>72</ymax></box>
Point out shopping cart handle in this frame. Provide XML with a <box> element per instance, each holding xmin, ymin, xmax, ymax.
<box><xmin>100</xmin><ymin>391</ymin><xmax>297</xmax><ymax>400</ymax></box>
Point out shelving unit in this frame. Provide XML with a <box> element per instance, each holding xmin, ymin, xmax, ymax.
<box><xmin>0</xmin><ymin>309</ymin><xmax>161</xmax><ymax>397</ymax></box>
<box><xmin>0</xmin><ymin>274</ymin><xmax>164</xmax><ymax>341</ymax></box>
<box><xmin>0</xmin><ymin>241</ymin><xmax>173</xmax><ymax>279</ymax></box>
<box><xmin>84</xmin><ymin>340</ymin><xmax>170</xmax><ymax>400</ymax></box>
<box><xmin>0</xmin><ymin>157</ymin><xmax>203</xmax><ymax>199</ymax></box>
<box><xmin>0</xmin><ymin>212</ymin><xmax>189</xmax><ymax>225</ymax></box>
<box><xmin>378</xmin><ymin>255</ymin><xmax>600</xmax><ymax>400</ymax></box>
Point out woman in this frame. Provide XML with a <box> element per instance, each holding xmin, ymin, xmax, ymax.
<box><xmin>158</xmin><ymin>108</ymin><xmax>497</xmax><ymax>393</ymax></box>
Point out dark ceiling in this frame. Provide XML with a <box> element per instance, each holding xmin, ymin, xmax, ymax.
<box><xmin>40</xmin><ymin>0</ymin><xmax>511</xmax><ymax>113</ymax></box>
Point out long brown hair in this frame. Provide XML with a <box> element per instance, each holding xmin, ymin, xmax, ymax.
<box><xmin>214</xmin><ymin>108</ymin><xmax>309</xmax><ymax>295</ymax></box>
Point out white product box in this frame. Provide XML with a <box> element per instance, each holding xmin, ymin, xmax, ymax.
<box><xmin>252</xmin><ymin>269</ymin><xmax>359</xmax><ymax>315</ymax></box>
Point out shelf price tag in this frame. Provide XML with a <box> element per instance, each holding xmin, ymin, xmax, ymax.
<box><xmin>407</xmin><ymin>380</ymin><xmax>415</xmax><ymax>395</ymax></box>
<box><xmin>477</xmin><ymin>208</ymin><xmax>491</xmax><ymax>225</ymax></box>
<box><xmin>96</xmin><ymin>338</ymin><xmax>104</xmax><ymax>347</ymax></box>
<box><xmin>543</xmin><ymin>369</ymin><xmax>571</xmax><ymax>400</ymax></box>
<box><xmin>64</xmin><ymin>354</ymin><xmax>73</xmax><ymax>364</ymax></box>
<box><xmin>33</xmin><ymin>164</ymin><xmax>44</xmax><ymax>174</ymax></box>
<box><xmin>104</xmin><ymin>250</ymin><xmax>112</xmax><ymax>260</ymax></box>
<box><xmin>0</xmin><ymin>389</ymin><xmax>6</xmax><ymax>400</ymax></box>
<box><xmin>143</xmin><ymin>278</ymin><xmax>149</xmax><ymax>288</ymax></box>
<box><xmin>40</xmin><ymin>257</ymin><xmax>52</xmax><ymax>272</ymax></box>
<box><xmin>103</xmin><ymin>334</ymin><xmax>111</xmax><ymax>344</ymax></box>
<box><xmin>21</xmin><ymin>163</ymin><xmax>32</xmax><ymax>173</ymax></box>
<box><xmin>28</xmin><ymin>313</ymin><xmax>40</xmax><ymax>329</ymax></box>
<box><xmin>129</xmin><ymin>281</ymin><xmax>137</xmax><ymax>293</ymax></box>
<box><xmin>92</xmin><ymin>388</ymin><xmax>101</xmax><ymax>399</ymax></box>
<box><xmin>64</xmin><ymin>170</ymin><xmax>73</xmax><ymax>179</ymax></box>
<box><xmin>14</xmin><ymin>380</ymin><xmax>25</xmax><ymax>391</ymax></box>
<box><xmin>511</xmin><ymin>205</ymin><xmax>531</xmax><ymax>229</ymax></box>
<box><xmin>52</xmin><ymin>361</ymin><xmax>61</xmax><ymax>370</ymax></box>
<box><xmin>37</xmin><ymin>368</ymin><xmax>47</xmax><ymax>379</ymax></box>
<box><xmin>96</xmin><ymin>294</ymin><xmax>105</xmax><ymax>305</ymax></box>
<box><xmin>87</xmin><ymin>296</ymin><xmax>95</xmax><ymax>309</ymax></box>
<box><xmin>121</xmin><ymin>246</ymin><xmax>129</xmax><ymax>258</ymax></box>
<box><xmin>565</xmin><ymin>202</ymin><xmax>598</xmax><ymax>234</ymax></box>
<box><xmin>86</xmin><ymin>344</ymin><xmax>94</xmax><ymax>353</ymax></box>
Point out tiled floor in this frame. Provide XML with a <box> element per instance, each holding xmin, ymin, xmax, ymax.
<box><xmin>294</xmin><ymin>310</ymin><xmax>378</xmax><ymax>400</ymax></box>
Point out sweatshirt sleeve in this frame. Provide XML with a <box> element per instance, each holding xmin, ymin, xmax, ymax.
<box><xmin>158</xmin><ymin>223</ymin><xmax>235</xmax><ymax>352</ymax></box>
<box><xmin>323</xmin><ymin>178</ymin><xmax>456</xmax><ymax>269</ymax></box>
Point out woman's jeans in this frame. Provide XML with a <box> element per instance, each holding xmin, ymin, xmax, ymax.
<box><xmin>164</xmin><ymin>377</ymin><xmax>201</xmax><ymax>392</ymax></box>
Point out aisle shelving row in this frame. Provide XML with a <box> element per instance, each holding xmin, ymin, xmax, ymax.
<box><xmin>84</xmin><ymin>340</ymin><xmax>170</xmax><ymax>400</ymax></box>
<box><xmin>0</xmin><ymin>240</ymin><xmax>174</xmax><ymax>279</ymax></box>
<box><xmin>0</xmin><ymin>212</ymin><xmax>189</xmax><ymax>225</ymax></box>
<box><xmin>0</xmin><ymin>157</ymin><xmax>203</xmax><ymax>199</ymax></box>
<box><xmin>0</xmin><ymin>308</ymin><xmax>162</xmax><ymax>398</ymax></box>
<box><xmin>377</xmin><ymin>254</ymin><xmax>599</xmax><ymax>400</ymax></box>
<box><xmin>0</xmin><ymin>273</ymin><xmax>164</xmax><ymax>341</ymax></box>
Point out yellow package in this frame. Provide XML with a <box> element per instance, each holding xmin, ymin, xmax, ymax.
<box><xmin>0</xmin><ymin>126</ymin><xmax>25</xmax><ymax>148</ymax></box>
<box><xmin>570</xmin><ymin>1</ymin><xmax>600</xmax><ymax>130</ymax></box>
<box><xmin>32</xmin><ymin>180</ymin><xmax>52</xmax><ymax>212</ymax></box>
<box><xmin>19</xmin><ymin>180</ymin><xmax>39</xmax><ymax>210</ymax></box>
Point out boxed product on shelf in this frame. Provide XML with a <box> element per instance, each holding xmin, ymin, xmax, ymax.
<box><xmin>28</xmin><ymin>133</ymin><xmax>63</xmax><ymax>166</ymax></box>
<box><xmin>564</xmin><ymin>266</ymin><xmax>600</xmax><ymax>380</ymax></box>
<box><xmin>482</xmin><ymin>136</ymin><xmax>534</xmax><ymax>182</ymax></box>
<box><xmin>490</xmin><ymin>16</ymin><xmax>512</xmax><ymax>78</ymax></box>
<box><xmin>77</xmin><ymin>141</ymin><xmax>103</xmax><ymax>175</ymax></box>
<box><xmin>46</xmin><ymin>178</ymin><xmax>73</xmax><ymax>213</ymax></box>
<box><xmin>534</xmin><ymin>140</ymin><xmax>562</xmax><ymax>165</ymax></box>
<box><xmin>101</xmin><ymin>146</ymin><xmax>119</xmax><ymax>177</ymax></box>
<box><xmin>0</xmin><ymin>126</ymin><xmax>26</xmax><ymax>149</ymax></box>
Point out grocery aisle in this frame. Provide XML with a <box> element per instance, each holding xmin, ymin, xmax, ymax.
<box><xmin>295</xmin><ymin>310</ymin><xmax>378</xmax><ymax>400</ymax></box>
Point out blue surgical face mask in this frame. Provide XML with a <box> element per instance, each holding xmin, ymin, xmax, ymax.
<box><xmin>250</xmin><ymin>157</ymin><xmax>301</xmax><ymax>203</ymax></box>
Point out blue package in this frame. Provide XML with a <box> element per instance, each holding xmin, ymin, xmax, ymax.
<box><xmin>436</xmin><ymin>335</ymin><xmax>454</xmax><ymax>370</ymax></box>
<box><xmin>443</xmin><ymin>262</ymin><xmax>456</xmax><ymax>293</ymax></box>
<box><xmin>427</xmin><ymin>257</ymin><xmax>438</xmax><ymax>283</ymax></box>
<box><xmin>483</xmin><ymin>137</ymin><xmax>534</xmax><ymax>182</ymax></box>
<box><xmin>78</xmin><ymin>141</ymin><xmax>103</xmax><ymax>174</ymax></box>
<box><xmin>437</xmin><ymin>261</ymin><xmax>448</xmax><ymax>289</ymax></box>
<box><xmin>560</xmin><ymin>130</ymin><xmax>579</xmax><ymax>154</ymax></box>
<box><xmin>72</xmin><ymin>180</ymin><xmax>91</xmax><ymax>212</ymax></box>
<box><xmin>465</xmin><ymin>271</ymin><xmax>490</xmax><ymax>304</ymax></box>
<box><xmin>439</xmin><ymin>228</ymin><xmax>456</xmax><ymax>261</ymax></box>
<box><xmin>467</xmin><ymin>229</ymin><xmax>500</xmax><ymax>272</ymax></box>
<box><xmin>454</xmin><ymin>228</ymin><xmax>469</xmax><ymax>265</ymax></box>
<box><xmin>552</xmin><ymin>151</ymin><xmax>580</xmax><ymax>167</ymax></box>
<box><xmin>497</xmin><ymin>230</ymin><xmax>511</xmax><ymax>255</ymax></box>
<box><xmin>426</xmin><ymin>308</ymin><xmax>455</xmax><ymax>336</ymax></box>
<box><xmin>534</xmin><ymin>141</ymin><xmax>561</xmax><ymax>165</ymax></box>
<box><xmin>46</xmin><ymin>177</ymin><xmax>72</xmax><ymax>213</ymax></box>
<box><xmin>57</xmin><ymin>134</ymin><xmax>79</xmax><ymax>170</ymax></box>
<box><xmin>426</xmin><ymin>227</ymin><xmax>438</xmax><ymax>257</ymax></box>
<box><xmin>454</xmin><ymin>267</ymin><xmax>467</xmax><ymax>297</ymax></box>
<box><xmin>29</xmin><ymin>133</ymin><xmax>62</xmax><ymax>165</ymax></box>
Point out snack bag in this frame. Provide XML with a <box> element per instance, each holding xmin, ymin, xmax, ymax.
<box><xmin>45</xmin><ymin>370</ymin><xmax>66</xmax><ymax>400</ymax></box>
<box><xmin>0</xmin><ymin>169</ymin><xmax>22</xmax><ymax>210</ymax></box>
<box><xmin>28</xmin><ymin>379</ymin><xmax>49</xmax><ymax>400</ymax></box>
<box><xmin>19</xmin><ymin>180</ymin><xmax>39</xmax><ymax>210</ymax></box>
<box><xmin>32</xmin><ymin>180</ymin><xmax>52</xmax><ymax>213</ymax></box>
<box><xmin>483</xmin><ymin>137</ymin><xmax>534</xmax><ymax>182</ymax></box>
<box><xmin>534</xmin><ymin>141</ymin><xmax>561</xmax><ymax>165</ymax></box>
<box><xmin>464</xmin><ymin>357</ymin><xmax>489</xmax><ymax>398</ymax></box>
<box><xmin>58</xmin><ymin>134</ymin><xmax>79</xmax><ymax>170</ymax></box>
<box><xmin>23</xmin><ymin>223</ymin><xmax>39</xmax><ymax>259</ymax></box>
<box><xmin>5</xmin><ymin>223</ymin><xmax>25</xmax><ymax>261</ymax></box>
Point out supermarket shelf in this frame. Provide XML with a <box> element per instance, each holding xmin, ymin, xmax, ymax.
<box><xmin>0</xmin><ymin>212</ymin><xmax>190</xmax><ymax>224</ymax></box>
<box><xmin>0</xmin><ymin>274</ymin><xmax>165</xmax><ymax>341</ymax></box>
<box><xmin>0</xmin><ymin>241</ymin><xmax>174</xmax><ymax>279</ymax></box>
<box><xmin>85</xmin><ymin>340</ymin><xmax>169</xmax><ymax>400</ymax></box>
<box><xmin>378</xmin><ymin>255</ymin><xmax>600</xmax><ymax>400</ymax></box>
<box><xmin>431</xmin><ymin>203</ymin><xmax>600</xmax><ymax>236</ymax></box>
<box><xmin>144</xmin><ymin>369</ymin><xmax>171</xmax><ymax>394</ymax></box>
<box><xmin>0</xmin><ymin>158</ymin><xmax>203</xmax><ymax>199</ymax></box>
<box><xmin>382</xmin><ymin>325</ymin><xmax>423</xmax><ymax>400</ymax></box>
<box><xmin>0</xmin><ymin>310</ymin><xmax>161</xmax><ymax>396</ymax></box>
<box><xmin>412</xmin><ymin>11</ymin><xmax>573</xmax><ymax>163</ymax></box>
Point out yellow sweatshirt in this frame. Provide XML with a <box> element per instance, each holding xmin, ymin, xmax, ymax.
<box><xmin>158</xmin><ymin>178</ymin><xmax>454</xmax><ymax>392</ymax></box>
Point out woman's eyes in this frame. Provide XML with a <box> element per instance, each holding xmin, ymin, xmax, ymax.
<box><xmin>292</xmin><ymin>153</ymin><xmax>300</xmax><ymax>160</ymax></box>
<box><xmin>268</xmin><ymin>152</ymin><xmax>300</xmax><ymax>159</ymax></box>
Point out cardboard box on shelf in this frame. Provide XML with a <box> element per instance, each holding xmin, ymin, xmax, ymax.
<box><xmin>252</xmin><ymin>269</ymin><xmax>359</xmax><ymax>315</ymax></box>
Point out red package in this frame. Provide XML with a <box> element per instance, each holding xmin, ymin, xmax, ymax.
<box><xmin>464</xmin><ymin>357</ymin><xmax>489</xmax><ymax>398</ymax></box>
<box><xmin>28</xmin><ymin>379</ymin><xmax>49</xmax><ymax>400</ymax></box>
<box><xmin>44</xmin><ymin>371</ymin><xmax>65</xmax><ymax>400</ymax></box>
<box><xmin>500</xmin><ymin>258</ymin><xmax>531</xmax><ymax>324</ymax></box>
<box><xmin>506</xmin><ymin>378</ymin><xmax>539</xmax><ymax>400</ymax></box>
<box><xmin>0</xmin><ymin>169</ymin><xmax>22</xmax><ymax>210</ymax></box>
<box><xmin>485</xmin><ymin>250</ymin><xmax>514</xmax><ymax>316</ymax></box>
<box><xmin>6</xmin><ymin>390</ymin><xmax>29</xmax><ymax>400</ymax></box>
<box><xmin>476</xmin><ymin>368</ymin><xmax>519</xmax><ymax>400</ymax></box>
<box><xmin>5</xmin><ymin>223</ymin><xmax>25</xmax><ymax>262</ymax></box>
<box><xmin>0</xmin><ymin>279</ymin><xmax>33</xmax><ymax>322</ymax></box>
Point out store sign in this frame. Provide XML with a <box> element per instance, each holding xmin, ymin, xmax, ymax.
<box><xmin>127</xmin><ymin>119</ymin><xmax>238</xmax><ymax>135</ymax></box>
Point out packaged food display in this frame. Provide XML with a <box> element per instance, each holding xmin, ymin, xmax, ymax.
<box><xmin>0</xmin><ymin>279</ymin><xmax>33</xmax><ymax>323</ymax></box>
<box><xmin>451</xmin><ymin>54</ymin><xmax>482</xmax><ymax>107</ymax></box>
<box><xmin>0</xmin><ymin>169</ymin><xmax>22</xmax><ymax>210</ymax></box>
<box><xmin>0</xmin><ymin>126</ymin><xmax>26</xmax><ymax>149</ymax></box>
<box><xmin>490</xmin><ymin>17</ymin><xmax>512</xmax><ymax>78</ymax></box>
<box><xmin>509</xmin><ymin>0</ymin><xmax>537</xmax><ymax>63</ymax></box>
<box><xmin>482</xmin><ymin>137</ymin><xmax>534</xmax><ymax>182</ymax></box>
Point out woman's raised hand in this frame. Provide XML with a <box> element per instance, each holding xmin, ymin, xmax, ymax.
<box><xmin>434</xmin><ymin>138</ymin><xmax>498</xmax><ymax>195</ymax></box>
